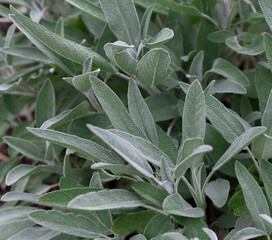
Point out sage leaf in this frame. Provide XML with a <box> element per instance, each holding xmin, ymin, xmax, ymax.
<box><xmin>68</xmin><ymin>189</ymin><xmax>144</xmax><ymax>210</ymax></box>
<box><xmin>136</xmin><ymin>48</ymin><xmax>172</xmax><ymax>87</ymax></box>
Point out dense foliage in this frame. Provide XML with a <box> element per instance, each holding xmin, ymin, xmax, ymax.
<box><xmin>0</xmin><ymin>0</ymin><xmax>272</xmax><ymax>239</ymax></box>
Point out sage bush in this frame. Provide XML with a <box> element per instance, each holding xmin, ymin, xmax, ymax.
<box><xmin>0</xmin><ymin>0</ymin><xmax>272</xmax><ymax>239</ymax></box>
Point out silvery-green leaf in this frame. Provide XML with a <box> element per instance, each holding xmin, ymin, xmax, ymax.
<box><xmin>38</xmin><ymin>187</ymin><xmax>100</xmax><ymax>208</ymax></box>
<box><xmin>226</xmin><ymin>35</ymin><xmax>264</xmax><ymax>56</ymax></box>
<box><xmin>7</xmin><ymin>227</ymin><xmax>60</xmax><ymax>240</ymax></box>
<box><xmin>252</xmin><ymin>134</ymin><xmax>272</xmax><ymax>161</ymax></box>
<box><xmin>262</xmin><ymin>90</ymin><xmax>272</xmax><ymax>136</ymax></box>
<box><xmin>175</xmin><ymin>145</ymin><xmax>212</xmax><ymax>178</ymax></box>
<box><xmin>212</xmin><ymin>79</ymin><xmax>246</xmax><ymax>95</ymax></box>
<box><xmin>163</xmin><ymin>193</ymin><xmax>204</xmax><ymax>218</ymax></box>
<box><xmin>147</xmin><ymin>28</ymin><xmax>174</xmax><ymax>47</ymax></box>
<box><xmin>258</xmin><ymin>0</ymin><xmax>272</xmax><ymax>31</ymax></box>
<box><xmin>114</xmin><ymin>51</ymin><xmax>138</xmax><ymax>76</ymax></box>
<box><xmin>91</xmin><ymin>162</ymin><xmax>146</xmax><ymax>177</ymax></box>
<box><xmin>100</xmin><ymin>0</ymin><xmax>140</xmax><ymax>45</ymax></box>
<box><xmin>160</xmin><ymin>157</ymin><xmax>174</xmax><ymax>184</ymax></box>
<box><xmin>28</xmin><ymin>210</ymin><xmax>111</xmax><ymax>238</ymax></box>
<box><xmin>10</xmin><ymin>6</ymin><xmax>114</xmax><ymax>73</ymax></box>
<box><xmin>72</xmin><ymin>70</ymin><xmax>100</xmax><ymax>92</ymax></box>
<box><xmin>0</xmin><ymin>157</ymin><xmax>20</xmax><ymax>185</ymax></box>
<box><xmin>264</xmin><ymin>33</ymin><xmax>272</xmax><ymax>73</ymax></box>
<box><xmin>260</xmin><ymin>160</ymin><xmax>272</xmax><ymax>206</ymax></box>
<box><xmin>235</xmin><ymin>161</ymin><xmax>271</xmax><ymax>234</ymax></box>
<box><xmin>35</xmin><ymin>80</ymin><xmax>55</xmax><ymax>128</ymax></box>
<box><xmin>255</xmin><ymin>63</ymin><xmax>272</xmax><ymax>113</ymax></box>
<box><xmin>104</xmin><ymin>41</ymin><xmax>134</xmax><ymax>63</ymax></box>
<box><xmin>159</xmin><ymin>232</ymin><xmax>188</xmax><ymax>240</ymax></box>
<box><xmin>205</xmin><ymin>179</ymin><xmax>230</xmax><ymax>208</ymax></box>
<box><xmin>182</xmin><ymin>80</ymin><xmax>205</xmax><ymax>142</ymax></box>
<box><xmin>202</xmin><ymin>228</ymin><xmax>218</xmax><ymax>240</ymax></box>
<box><xmin>206</xmin><ymin>95</ymin><xmax>247</xmax><ymax>143</ymax></box>
<box><xmin>88</xmin><ymin>125</ymin><xmax>154</xmax><ymax>178</ymax></box>
<box><xmin>65</xmin><ymin>0</ymin><xmax>106</xmax><ymax>23</ymax></box>
<box><xmin>141</xmin><ymin>4</ymin><xmax>155</xmax><ymax>39</ymax></box>
<box><xmin>90</xmin><ymin>76</ymin><xmax>145</xmax><ymax>138</ymax></box>
<box><xmin>208</xmin><ymin>30</ymin><xmax>235</xmax><ymax>43</ymax></box>
<box><xmin>128</xmin><ymin>79</ymin><xmax>158</xmax><ymax>146</ymax></box>
<box><xmin>136</xmin><ymin>48</ymin><xmax>172</xmax><ymax>87</ymax></box>
<box><xmin>205</xmin><ymin>58</ymin><xmax>249</xmax><ymax>86</ymax></box>
<box><xmin>260</xmin><ymin>214</ymin><xmax>272</xmax><ymax>227</ymax></box>
<box><xmin>0</xmin><ymin>207</ymin><xmax>36</xmax><ymax>240</ymax></box>
<box><xmin>40</xmin><ymin>101</ymin><xmax>89</xmax><ymax>129</ymax></box>
<box><xmin>6</xmin><ymin>164</ymin><xmax>42</xmax><ymax>186</ymax></box>
<box><xmin>188</xmin><ymin>51</ymin><xmax>204</xmax><ymax>82</ymax></box>
<box><xmin>230</xmin><ymin>227</ymin><xmax>265</xmax><ymax>240</ymax></box>
<box><xmin>89</xmin><ymin>173</ymin><xmax>103</xmax><ymax>188</ymax></box>
<box><xmin>68</xmin><ymin>189</ymin><xmax>144</xmax><ymax>210</ymax></box>
<box><xmin>3</xmin><ymin>136</ymin><xmax>45</xmax><ymax>162</ymax></box>
<box><xmin>0</xmin><ymin>46</ymin><xmax>49</xmax><ymax>62</ymax></box>
<box><xmin>1</xmin><ymin>191</ymin><xmax>39</xmax><ymax>203</ymax></box>
<box><xmin>27</xmin><ymin>128</ymin><xmax>124</xmax><ymax>164</ymax></box>
<box><xmin>132</xmin><ymin>181</ymin><xmax>168</xmax><ymax>207</ymax></box>
<box><xmin>143</xmin><ymin>214</ymin><xmax>174</xmax><ymax>239</ymax></box>
<box><xmin>213</xmin><ymin>127</ymin><xmax>266</xmax><ymax>171</ymax></box>
<box><xmin>110</xmin><ymin>129</ymin><xmax>172</xmax><ymax>167</ymax></box>
<box><xmin>130</xmin><ymin>234</ymin><xmax>147</xmax><ymax>240</ymax></box>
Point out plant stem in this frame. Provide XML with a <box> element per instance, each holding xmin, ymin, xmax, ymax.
<box><xmin>143</xmin><ymin>205</ymin><xmax>169</xmax><ymax>216</ymax></box>
<box><xmin>246</xmin><ymin>147</ymin><xmax>261</xmax><ymax>176</ymax></box>
<box><xmin>201</xmin><ymin>13</ymin><xmax>220</xmax><ymax>29</ymax></box>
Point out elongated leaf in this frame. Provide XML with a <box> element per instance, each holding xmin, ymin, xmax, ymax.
<box><xmin>212</xmin><ymin>79</ymin><xmax>246</xmax><ymax>94</ymax></box>
<box><xmin>7</xmin><ymin>227</ymin><xmax>60</xmax><ymax>240</ymax></box>
<box><xmin>182</xmin><ymin>80</ymin><xmax>205</xmax><ymax>142</ymax></box>
<box><xmin>72</xmin><ymin>71</ymin><xmax>99</xmax><ymax>92</ymax></box>
<box><xmin>259</xmin><ymin>0</ymin><xmax>272</xmax><ymax>31</ymax></box>
<box><xmin>112</xmin><ymin>210</ymin><xmax>157</xmax><ymax>235</ymax></box>
<box><xmin>260</xmin><ymin>160</ymin><xmax>272</xmax><ymax>206</ymax></box>
<box><xmin>252</xmin><ymin>134</ymin><xmax>272</xmax><ymax>161</ymax></box>
<box><xmin>88</xmin><ymin>125</ymin><xmax>154</xmax><ymax>178</ymax></box>
<box><xmin>175</xmin><ymin>145</ymin><xmax>212</xmax><ymax>178</ymax></box>
<box><xmin>6</xmin><ymin>164</ymin><xmax>42</xmax><ymax>186</ymax></box>
<box><xmin>260</xmin><ymin>214</ymin><xmax>272</xmax><ymax>227</ymax></box>
<box><xmin>38</xmin><ymin>187</ymin><xmax>100</xmax><ymax>208</ymax></box>
<box><xmin>28</xmin><ymin>210</ymin><xmax>111</xmax><ymax>238</ymax></box>
<box><xmin>255</xmin><ymin>63</ymin><xmax>272</xmax><ymax>113</ymax></box>
<box><xmin>147</xmin><ymin>28</ymin><xmax>174</xmax><ymax>47</ymax></box>
<box><xmin>0</xmin><ymin>157</ymin><xmax>20</xmax><ymax>185</ymax></box>
<box><xmin>65</xmin><ymin>0</ymin><xmax>106</xmax><ymax>23</ymax></box>
<box><xmin>163</xmin><ymin>193</ymin><xmax>204</xmax><ymax>218</ymax></box>
<box><xmin>206</xmin><ymin>58</ymin><xmax>249</xmax><ymax>86</ymax></box>
<box><xmin>35</xmin><ymin>80</ymin><xmax>55</xmax><ymax>127</ymax></box>
<box><xmin>208</xmin><ymin>30</ymin><xmax>235</xmax><ymax>43</ymax></box>
<box><xmin>100</xmin><ymin>0</ymin><xmax>140</xmax><ymax>45</ymax></box>
<box><xmin>205</xmin><ymin>179</ymin><xmax>230</xmax><ymax>208</ymax></box>
<box><xmin>10</xmin><ymin>6</ymin><xmax>114</xmax><ymax>73</ymax></box>
<box><xmin>141</xmin><ymin>4</ymin><xmax>155</xmax><ymax>39</ymax></box>
<box><xmin>136</xmin><ymin>48</ymin><xmax>172</xmax><ymax>87</ymax></box>
<box><xmin>110</xmin><ymin>129</ymin><xmax>172</xmax><ymax>167</ymax></box>
<box><xmin>68</xmin><ymin>189</ymin><xmax>144</xmax><ymax>210</ymax></box>
<box><xmin>0</xmin><ymin>46</ymin><xmax>49</xmax><ymax>62</ymax></box>
<box><xmin>91</xmin><ymin>162</ymin><xmax>146</xmax><ymax>177</ymax></box>
<box><xmin>229</xmin><ymin>227</ymin><xmax>265</xmax><ymax>240</ymax></box>
<box><xmin>1</xmin><ymin>192</ymin><xmax>39</xmax><ymax>203</ymax></box>
<box><xmin>262</xmin><ymin>90</ymin><xmax>272</xmax><ymax>136</ymax></box>
<box><xmin>235</xmin><ymin>161</ymin><xmax>271</xmax><ymax>234</ymax></box>
<box><xmin>91</xmin><ymin>77</ymin><xmax>145</xmax><ymax>138</ymax></box>
<box><xmin>206</xmin><ymin>95</ymin><xmax>247</xmax><ymax>143</ymax></box>
<box><xmin>3</xmin><ymin>136</ymin><xmax>44</xmax><ymax>162</ymax></box>
<box><xmin>114</xmin><ymin>51</ymin><xmax>138</xmax><ymax>76</ymax></box>
<box><xmin>27</xmin><ymin>128</ymin><xmax>124</xmax><ymax>164</ymax></box>
<box><xmin>132</xmin><ymin>181</ymin><xmax>168</xmax><ymax>207</ymax></box>
<box><xmin>264</xmin><ymin>33</ymin><xmax>272</xmax><ymax>73</ymax></box>
<box><xmin>128</xmin><ymin>79</ymin><xmax>158</xmax><ymax>146</ymax></box>
<box><xmin>202</xmin><ymin>228</ymin><xmax>218</xmax><ymax>240</ymax></box>
<box><xmin>41</xmin><ymin>101</ymin><xmax>89</xmax><ymax>129</ymax></box>
<box><xmin>188</xmin><ymin>51</ymin><xmax>204</xmax><ymax>82</ymax></box>
<box><xmin>213</xmin><ymin>127</ymin><xmax>266</xmax><ymax>171</ymax></box>
<box><xmin>0</xmin><ymin>207</ymin><xmax>35</xmax><ymax>240</ymax></box>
